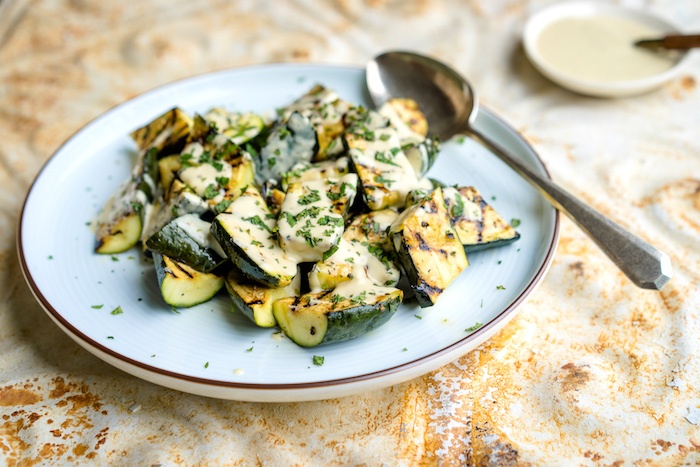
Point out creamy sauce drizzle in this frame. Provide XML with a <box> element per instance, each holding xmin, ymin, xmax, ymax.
<box><xmin>278</xmin><ymin>175</ymin><xmax>357</xmax><ymax>263</ymax></box>
<box><xmin>220</xmin><ymin>188</ymin><xmax>297</xmax><ymax>276</ymax></box>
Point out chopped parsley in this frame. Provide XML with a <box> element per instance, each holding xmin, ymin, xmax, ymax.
<box><xmin>246</xmin><ymin>346</ymin><xmax>254</xmax><ymax>352</ymax></box>
<box><xmin>510</xmin><ymin>218</ymin><xmax>521</xmax><ymax>228</ymax></box>
<box><xmin>322</xmin><ymin>244</ymin><xmax>339</xmax><ymax>261</ymax></box>
<box><xmin>312</xmin><ymin>355</ymin><xmax>325</xmax><ymax>366</ymax></box>
<box><xmin>350</xmin><ymin>291</ymin><xmax>366</xmax><ymax>305</ymax></box>
<box><xmin>296</xmin><ymin>228</ymin><xmax>320</xmax><ymax>248</ymax></box>
<box><xmin>110</xmin><ymin>306</ymin><xmax>123</xmax><ymax>315</ymax></box>
<box><xmin>374</xmin><ymin>175</ymin><xmax>395</xmax><ymax>186</ymax></box>
<box><xmin>203</xmin><ymin>183</ymin><xmax>219</xmax><ymax>200</ymax></box>
<box><xmin>204</xmin><ymin>362</ymin><xmax>209</xmax><ymax>368</ymax></box>
<box><xmin>298</xmin><ymin>190</ymin><xmax>321</xmax><ymax>205</ymax></box>
<box><xmin>91</xmin><ymin>304</ymin><xmax>103</xmax><ymax>309</ymax></box>
<box><xmin>465</xmin><ymin>322</ymin><xmax>483</xmax><ymax>332</ymax></box>
<box><xmin>451</xmin><ymin>194</ymin><xmax>465</xmax><ymax>218</ymax></box>
<box><xmin>318</xmin><ymin>216</ymin><xmax>343</xmax><ymax>226</ymax></box>
<box><xmin>213</xmin><ymin>199</ymin><xmax>233</xmax><ymax>215</ymax></box>
<box><xmin>375</xmin><ymin>151</ymin><xmax>400</xmax><ymax>166</ymax></box>
<box><xmin>179</xmin><ymin>153</ymin><xmax>194</xmax><ymax>168</ymax></box>
<box><xmin>130</xmin><ymin>201</ymin><xmax>143</xmax><ymax>212</ymax></box>
<box><xmin>111</xmin><ymin>256</ymin><xmax>119</xmax><ymax>262</ymax></box>
<box><xmin>215</xmin><ymin>176</ymin><xmax>230</xmax><ymax>187</ymax></box>
<box><xmin>496</xmin><ymin>285</ymin><xmax>506</xmax><ymax>290</ymax></box>
<box><xmin>414</xmin><ymin>314</ymin><xmax>422</xmax><ymax>319</ymax></box>
<box><xmin>242</xmin><ymin>215</ymin><xmax>275</xmax><ymax>234</ymax></box>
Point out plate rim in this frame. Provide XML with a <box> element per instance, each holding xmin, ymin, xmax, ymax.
<box><xmin>17</xmin><ymin>62</ymin><xmax>560</xmax><ymax>395</ymax></box>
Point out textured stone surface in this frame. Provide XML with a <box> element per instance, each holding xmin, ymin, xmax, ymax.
<box><xmin>2</xmin><ymin>0</ymin><xmax>699</xmax><ymax>464</ymax></box>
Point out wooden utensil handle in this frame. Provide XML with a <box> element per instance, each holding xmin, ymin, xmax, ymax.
<box><xmin>662</xmin><ymin>35</ymin><xmax>700</xmax><ymax>49</ymax></box>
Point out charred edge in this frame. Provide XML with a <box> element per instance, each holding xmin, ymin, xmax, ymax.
<box><xmin>172</xmin><ymin>261</ymin><xmax>194</xmax><ymax>279</ymax></box>
<box><xmin>246</xmin><ymin>299</ymin><xmax>265</xmax><ymax>306</ymax></box>
<box><xmin>415</xmin><ymin>232</ymin><xmax>432</xmax><ymax>252</ymax></box>
<box><xmin>416</xmin><ymin>279</ymin><xmax>443</xmax><ymax>297</ymax></box>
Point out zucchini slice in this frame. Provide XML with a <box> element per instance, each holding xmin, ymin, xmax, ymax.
<box><xmin>309</xmin><ymin>210</ymin><xmax>399</xmax><ymax>291</ymax></box>
<box><xmin>443</xmin><ymin>186</ymin><xmax>520</xmax><ymax>253</ymax></box>
<box><xmin>403</xmin><ymin>137</ymin><xmax>440</xmax><ymax>178</ymax></box>
<box><xmin>390</xmin><ymin>187</ymin><xmax>468</xmax><ymax>308</ymax></box>
<box><xmin>146</xmin><ymin>214</ymin><xmax>226</xmax><ymax>273</ymax></box>
<box><xmin>224</xmin><ymin>268</ymin><xmax>300</xmax><ymax>328</ymax></box>
<box><xmin>95</xmin><ymin>147</ymin><xmax>158</xmax><ymax>254</ymax></box>
<box><xmin>95</xmin><ymin>210</ymin><xmax>142</xmax><ymax>254</ymax></box>
<box><xmin>281</xmin><ymin>84</ymin><xmax>352</xmax><ymax>161</ymax></box>
<box><xmin>152</xmin><ymin>252</ymin><xmax>224</xmax><ymax>308</ymax></box>
<box><xmin>211</xmin><ymin>187</ymin><xmax>297</xmax><ymax>288</ymax></box>
<box><xmin>252</xmin><ymin>111</ymin><xmax>318</xmax><ymax>184</ymax></box>
<box><xmin>281</xmin><ymin>157</ymin><xmax>351</xmax><ymax>191</ymax></box>
<box><xmin>130</xmin><ymin>107</ymin><xmax>193</xmax><ymax>157</ymax></box>
<box><xmin>344</xmin><ymin>108</ymin><xmax>422</xmax><ymax>210</ymax></box>
<box><xmin>277</xmin><ymin>175</ymin><xmax>358</xmax><ymax>263</ymax></box>
<box><xmin>273</xmin><ymin>285</ymin><xmax>403</xmax><ymax>347</ymax></box>
<box><xmin>378</xmin><ymin>97</ymin><xmax>428</xmax><ymax>141</ymax></box>
<box><xmin>203</xmin><ymin>108</ymin><xmax>265</xmax><ymax>145</ymax></box>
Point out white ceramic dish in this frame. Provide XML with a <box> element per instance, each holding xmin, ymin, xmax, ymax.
<box><xmin>523</xmin><ymin>1</ymin><xmax>689</xmax><ymax>97</ymax></box>
<box><xmin>18</xmin><ymin>64</ymin><xmax>558</xmax><ymax>402</ymax></box>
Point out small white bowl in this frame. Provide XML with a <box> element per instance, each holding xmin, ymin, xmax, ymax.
<box><xmin>523</xmin><ymin>1</ymin><xmax>690</xmax><ymax>97</ymax></box>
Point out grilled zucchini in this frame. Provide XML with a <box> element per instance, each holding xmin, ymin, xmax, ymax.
<box><xmin>224</xmin><ymin>268</ymin><xmax>300</xmax><ymax>327</ymax></box>
<box><xmin>211</xmin><ymin>187</ymin><xmax>297</xmax><ymax>288</ymax></box>
<box><xmin>443</xmin><ymin>186</ymin><xmax>520</xmax><ymax>253</ymax></box>
<box><xmin>308</xmin><ymin>209</ymin><xmax>399</xmax><ymax>291</ymax></box>
<box><xmin>203</xmin><ymin>108</ymin><xmax>265</xmax><ymax>145</ymax></box>
<box><xmin>390</xmin><ymin>187</ymin><xmax>468</xmax><ymax>307</ymax></box>
<box><xmin>344</xmin><ymin>108</ymin><xmax>421</xmax><ymax>210</ymax></box>
<box><xmin>130</xmin><ymin>107</ymin><xmax>193</xmax><ymax>157</ymax></box>
<box><xmin>252</xmin><ymin>111</ymin><xmax>318</xmax><ymax>184</ymax></box>
<box><xmin>152</xmin><ymin>252</ymin><xmax>224</xmax><ymax>308</ymax></box>
<box><xmin>273</xmin><ymin>285</ymin><xmax>403</xmax><ymax>347</ymax></box>
<box><xmin>95</xmin><ymin>148</ymin><xmax>159</xmax><ymax>254</ymax></box>
<box><xmin>146</xmin><ymin>214</ymin><xmax>226</xmax><ymax>273</ymax></box>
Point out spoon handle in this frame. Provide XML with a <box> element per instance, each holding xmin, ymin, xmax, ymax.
<box><xmin>467</xmin><ymin>127</ymin><xmax>673</xmax><ymax>290</ymax></box>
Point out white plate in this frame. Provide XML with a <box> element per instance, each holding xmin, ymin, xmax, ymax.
<box><xmin>18</xmin><ymin>64</ymin><xmax>558</xmax><ymax>402</ymax></box>
<box><xmin>523</xmin><ymin>1</ymin><xmax>690</xmax><ymax>97</ymax></box>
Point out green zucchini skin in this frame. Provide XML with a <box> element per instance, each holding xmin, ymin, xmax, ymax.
<box><xmin>211</xmin><ymin>220</ymin><xmax>285</xmax><ymax>288</ymax></box>
<box><xmin>152</xmin><ymin>252</ymin><xmax>224</xmax><ymax>308</ymax></box>
<box><xmin>211</xmin><ymin>187</ymin><xmax>297</xmax><ymax>289</ymax></box>
<box><xmin>146</xmin><ymin>217</ymin><xmax>226</xmax><ymax>273</ymax></box>
<box><xmin>273</xmin><ymin>288</ymin><xmax>403</xmax><ymax>347</ymax></box>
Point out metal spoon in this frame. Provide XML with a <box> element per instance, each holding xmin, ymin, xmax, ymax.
<box><xmin>366</xmin><ymin>50</ymin><xmax>672</xmax><ymax>290</ymax></box>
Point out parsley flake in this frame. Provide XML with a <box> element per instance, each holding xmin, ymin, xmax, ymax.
<box><xmin>313</xmin><ymin>355</ymin><xmax>325</xmax><ymax>366</ymax></box>
<box><xmin>110</xmin><ymin>306</ymin><xmax>123</xmax><ymax>315</ymax></box>
<box><xmin>91</xmin><ymin>304</ymin><xmax>103</xmax><ymax>309</ymax></box>
<box><xmin>465</xmin><ymin>322</ymin><xmax>483</xmax><ymax>333</ymax></box>
<box><xmin>510</xmin><ymin>218</ymin><xmax>521</xmax><ymax>228</ymax></box>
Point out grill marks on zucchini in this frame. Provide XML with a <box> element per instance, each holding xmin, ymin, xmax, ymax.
<box><xmin>211</xmin><ymin>187</ymin><xmax>296</xmax><ymax>288</ymax></box>
<box><xmin>344</xmin><ymin>108</ymin><xmax>422</xmax><ymax>210</ymax></box>
<box><xmin>130</xmin><ymin>107</ymin><xmax>193</xmax><ymax>157</ymax></box>
<box><xmin>225</xmin><ymin>268</ymin><xmax>299</xmax><ymax>327</ymax></box>
<box><xmin>273</xmin><ymin>286</ymin><xmax>403</xmax><ymax>347</ymax></box>
<box><xmin>443</xmin><ymin>186</ymin><xmax>520</xmax><ymax>253</ymax></box>
<box><xmin>281</xmin><ymin>84</ymin><xmax>352</xmax><ymax>161</ymax></box>
<box><xmin>153</xmin><ymin>252</ymin><xmax>224</xmax><ymax>308</ymax></box>
<box><xmin>390</xmin><ymin>187</ymin><xmax>468</xmax><ymax>307</ymax></box>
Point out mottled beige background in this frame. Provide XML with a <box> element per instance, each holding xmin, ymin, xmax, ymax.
<box><xmin>2</xmin><ymin>0</ymin><xmax>699</xmax><ymax>465</ymax></box>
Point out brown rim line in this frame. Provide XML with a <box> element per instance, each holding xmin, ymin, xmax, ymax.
<box><xmin>16</xmin><ymin>65</ymin><xmax>560</xmax><ymax>397</ymax></box>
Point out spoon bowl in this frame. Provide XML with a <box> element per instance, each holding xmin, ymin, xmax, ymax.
<box><xmin>367</xmin><ymin>52</ymin><xmax>475</xmax><ymax>140</ymax></box>
<box><xmin>367</xmin><ymin>50</ymin><xmax>672</xmax><ymax>290</ymax></box>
